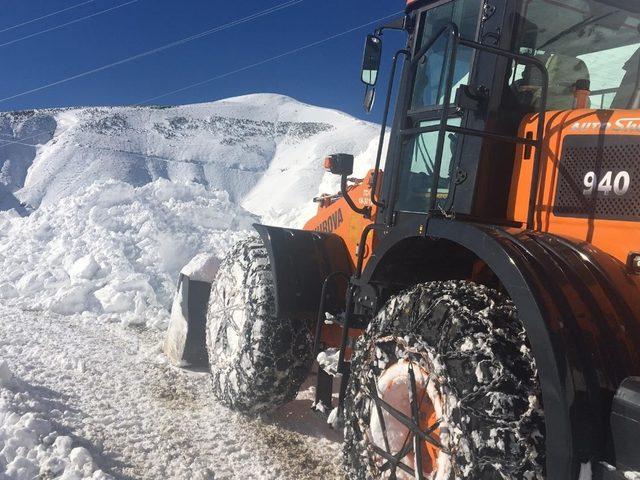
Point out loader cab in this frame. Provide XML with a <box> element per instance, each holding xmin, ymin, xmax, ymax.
<box><xmin>377</xmin><ymin>0</ymin><xmax>640</xmax><ymax>232</ymax></box>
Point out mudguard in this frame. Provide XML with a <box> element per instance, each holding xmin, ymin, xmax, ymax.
<box><xmin>360</xmin><ymin>218</ymin><xmax>640</xmax><ymax>480</ymax></box>
<box><xmin>253</xmin><ymin>223</ymin><xmax>353</xmax><ymax>323</ymax></box>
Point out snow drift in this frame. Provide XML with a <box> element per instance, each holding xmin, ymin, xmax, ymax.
<box><xmin>0</xmin><ymin>179</ymin><xmax>255</xmax><ymax>328</ymax></box>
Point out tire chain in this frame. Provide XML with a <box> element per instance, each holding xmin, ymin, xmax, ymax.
<box><xmin>206</xmin><ymin>234</ymin><xmax>312</xmax><ymax>414</ymax></box>
<box><xmin>343</xmin><ymin>280</ymin><xmax>545</xmax><ymax>479</ymax></box>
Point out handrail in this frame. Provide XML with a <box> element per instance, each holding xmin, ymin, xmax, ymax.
<box><xmin>428</xmin><ymin>23</ymin><xmax>461</xmax><ymax>213</ymax></box>
<box><xmin>456</xmin><ymin>36</ymin><xmax>550</xmax><ymax>229</ymax></box>
<box><xmin>385</xmin><ymin>23</ymin><xmax>461</xmax><ymax>223</ymax></box>
<box><xmin>370</xmin><ymin>49</ymin><xmax>410</xmax><ymax>209</ymax></box>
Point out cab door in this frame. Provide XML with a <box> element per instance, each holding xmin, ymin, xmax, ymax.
<box><xmin>389</xmin><ymin>0</ymin><xmax>483</xmax><ymax>219</ymax></box>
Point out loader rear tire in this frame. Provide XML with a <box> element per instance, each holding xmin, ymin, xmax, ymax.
<box><xmin>206</xmin><ymin>234</ymin><xmax>312</xmax><ymax>414</ymax></box>
<box><xmin>343</xmin><ymin>280</ymin><xmax>545</xmax><ymax>479</ymax></box>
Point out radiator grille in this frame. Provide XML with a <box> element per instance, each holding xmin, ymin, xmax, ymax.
<box><xmin>553</xmin><ymin>135</ymin><xmax>640</xmax><ymax>221</ymax></box>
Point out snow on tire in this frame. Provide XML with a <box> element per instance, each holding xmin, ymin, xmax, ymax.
<box><xmin>343</xmin><ymin>280</ymin><xmax>545</xmax><ymax>479</ymax></box>
<box><xmin>206</xmin><ymin>234</ymin><xmax>312</xmax><ymax>414</ymax></box>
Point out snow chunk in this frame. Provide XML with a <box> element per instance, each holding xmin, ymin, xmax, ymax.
<box><xmin>180</xmin><ymin>253</ymin><xmax>220</xmax><ymax>283</ymax></box>
<box><xmin>327</xmin><ymin>407</ymin><xmax>340</xmax><ymax>429</ymax></box>
<box><xmin>53</xmin><ymin>435</ymin><xmax>74</xmax><ymax>455</ymax></box>
<box><xmin>579</xmin><ymin>462</ymin><xmax>592</xmax><ymax>480</ymax></box>
<box><xmin>0</xmin><ymin>283</ymin><xmax>18</xmax><ymax>299</ymax></box>
<box><xmin>94</xmin><ymin>285</ymin><xmax>135</xmax><ymax>313</ymax></box>
<box><xmin>0</xmin><ymin>360</ymin><xmax>14</xmax><ymax>387</ymax></box>
<box><xmin>67</xmin><ymin>255</ymin><xmax>101</xmax><ymax>280</ymax></box>
<box><xmin>69</xmin><ymin>446</ymin><xmax>93</xmax><ymax>469</ymax></box>
<box><xmin>316</xmin><ymin>348</ymin><xmax>340</xmax><ymax>376</ymax></box>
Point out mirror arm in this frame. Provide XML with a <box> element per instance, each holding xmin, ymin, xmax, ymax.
<box><xmin>364</xmin><ymin>85</ymin><xmax>376</xmax><ymax>112</ymax></box>
<box><xmin>374</xmin><ymin>15</ymin><xmax>410</xmax><ymax>36</ymax></box>
<box><xmin>341</xmin><ymin>174</ymin><xmax>371</xmax><ymax>218</ymax></box>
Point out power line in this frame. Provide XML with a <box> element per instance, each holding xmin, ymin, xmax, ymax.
<box><xmin>0</xmin><ymin>0</ymin><xmax>303</xmax><ymax>104</ymax></box>
<box><xmin>0</xmin><ymin>130</ymin><xmax>56</xmax><ymax>148</ymax></box>
<box><xmin>135</xmin><ymin>11</ymin><xmax>403</xmax><ymax>106</ymax></box>
<box><xmin>0</xmin><ymin>14</ymin><xmax>398</xmax><ymax>149</ymax></box>
<box><xmin>0</xmin><ymin>138</ymin><xmax>40</xmax><ymax>149</ymax></box>
<box><xmin>0</xmin><ymin>0</ymin><xmax>139</xmax><ymax>49</ymax></box>
<box><xmin>0</xmin><ymin>0</ymin><xmax>97</xmax><ymax>34</ymax></box>
<box><xmin>0</xmin><ymin>136</ymin><xmax>44</xmax><ymax>149</ymax></box>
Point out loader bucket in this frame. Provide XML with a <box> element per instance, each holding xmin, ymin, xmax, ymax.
<box><xmin>163</xmin><ymin>273</ymin><xmax>212</xmax><ymax>368</ymax></box>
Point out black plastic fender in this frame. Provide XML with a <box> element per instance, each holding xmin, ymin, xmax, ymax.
<box><xmin>253</xmin><ymin>223</ymin><xmax>353</xmax><ymax>324</ymax></box>
<box><xmin>360</xmin><ymin>217</ymin><xmax>640</xmax><ymax>480</ymax></box>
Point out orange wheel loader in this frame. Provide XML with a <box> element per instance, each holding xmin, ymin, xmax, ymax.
<box><xmin>179</xmin><ymin>0</ymin><xmax>640</xmax><ymax>478</ymax></box>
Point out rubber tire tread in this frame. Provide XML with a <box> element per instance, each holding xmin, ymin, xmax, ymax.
<box><xmin>206</xmin><ymin>234</ymin><xmax>312</xmax><ymax>414</ymax></box>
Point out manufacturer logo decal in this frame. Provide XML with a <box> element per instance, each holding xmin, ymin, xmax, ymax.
<box><xmin>314</xmin><ymin>209</ymin><xmax>344</xmax><ymax>233</ymax></box>
<box><xmin>570</xmin><ymin>117</ymin><xmax>640</xmax><ymax>132</ymax></box>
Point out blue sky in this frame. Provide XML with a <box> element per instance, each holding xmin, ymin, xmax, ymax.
<box><xmin>0</xmin><ymin>0</ymin><xmax>406</xmax><ymax>120</ymax></box>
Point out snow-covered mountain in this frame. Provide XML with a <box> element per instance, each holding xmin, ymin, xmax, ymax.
<box><xmin>0</xmin><ymin>93</ymin><xmax>380</xmax><ymax>225</ymax></box>
<box><xmin>0</xmin><ymin>94</ymin><xmax>381</xmax><ymax>326</ymax></box>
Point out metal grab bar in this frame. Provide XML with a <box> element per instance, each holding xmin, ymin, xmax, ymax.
<box><xmin>386</xmin><ymin>23</ymin><xmax>462</xmax><ymax>224</ymax></box>
<box><xmin>370</xmin><ymin>49</ymin><xmax>410</xmax><ymax>209</ymax></box>
<box><xmin>428</xmin><ymin>23</ymin><xmax>461</xmax><ymax>214</ymax></box>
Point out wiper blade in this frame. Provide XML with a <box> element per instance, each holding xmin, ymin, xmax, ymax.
<box><xmin>538</xmin><ymin>10</ymin><xmax>617</xmax><ymax>50</ymax></box>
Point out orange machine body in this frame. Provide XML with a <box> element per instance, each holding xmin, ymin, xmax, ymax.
<box><xmin>508</xmin><ymin>109</ymin><xmax>640</xmax><ymax>263</ymax></box>
<box><xmin>303</xmin><ymin>169</ymin><xmax>380</xmax><ymax>268</ymax></box>
<box><xmin>302</xmin><ymin>170</ymin><xmax>379</xmax><ymax>349</ymax></box>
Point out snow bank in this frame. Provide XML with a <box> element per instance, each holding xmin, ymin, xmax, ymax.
<box><xmin>0</xmin><ymin>179</ymin><xmax>256</xmax><ymax>328</ymax></box>
<box><xmin>0</xmin><ymin>360</ymin><xmax>112</xmax><ymax>479</ymax></box>
<box><xmin>0</xmin><ymin>95</ymin><xmax>381</xmax><ymax>327</ymax></box>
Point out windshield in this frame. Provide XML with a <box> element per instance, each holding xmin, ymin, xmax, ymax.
<box><xmin>410</xmin><ymin>0</ymin><xmax>481</xmax><ymax>111</ymax></box>
<box><xmin>512</xmin><ymin>0</ymin><xmax>640</xmax><ymax>109</ymax></box>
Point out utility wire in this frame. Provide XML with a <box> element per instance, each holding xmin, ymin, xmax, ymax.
<box><xmin>0</xmin><ymin>0</ymin><xmax>97</xmax><ymax>34</ymax></box>
<box><xmin>0</xmin><ymin>0</ymin><xmax>139</xmax><ymax>49</ymax></box>
<box><xmin>0</xmin><ymin>0</ymin><xmax>303</xmax><ymax>104</ymax></box>
<box><xmin>135</xmin><ymin>11</ymin><xmax>403</xmax><ymax>106</ymax></box>
<box><xmin>0</xmin><ymin>131</ymin><xmax>52</xmax><ymax>148</ymax></box>
<box><xmin>0</xmin><ymin>12</ymin><xmax>396</xmax><ymax>148</ymax></box>
<box><xmin>0</xmin><ymin>12</ymin><xmax>397</xmax><ymax>150</ymax></box>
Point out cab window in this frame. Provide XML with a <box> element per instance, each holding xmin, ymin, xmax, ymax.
<box><xmin>511</xmin><ymin>0</ymin><xmax>640</xmax><ymax>111</ymax></box>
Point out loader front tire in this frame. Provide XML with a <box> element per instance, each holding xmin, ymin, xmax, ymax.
<box><xmin>206</xmin><ymin>234</ymin><xmax>312</xmax><ymax>414</ymax></box>
<box><xmin>343</xmin><ymin>280</ymin><xmax>545</xmax><ymax>479</ymax></box>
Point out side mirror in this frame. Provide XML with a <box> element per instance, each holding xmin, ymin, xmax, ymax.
<box><xmin>323</xmin><ymin>153</ymin><xmax>370</xmax><ymax>218</ymax></box>
<box><xmin>323</xmin><ymin>153</ymin><xmax>354</xmax><ymax>176</ymax></box>
<box><xmin>361</xmin><ymin>35</ymin><xmax>382</xmax><ymax>86</ymax></box>
<box><xmin>364</xmin><ymin>86</ymin><xmax>376</xmax><ymax>113</ymax></box>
